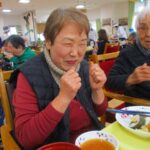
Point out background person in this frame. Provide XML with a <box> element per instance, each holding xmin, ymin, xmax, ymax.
<box><xmin>4</xmin><ymin>35</ymin><xmax>36</xmax><ymax>69</ymax></box>
<box><xmin>97</xmin><ymin>29</ymin><xmax>109</xmax><ymax>54</ymax></box>
<box><xmin>11</xmin><ymin>8</ymin><xmax>107</xmax><ymax>149</ymax></box>
<box><xmin>127</xmin><ymin>32</ymin><xmax>137</xmax><ymax>46</ymax></box>
<box><xmin>106</xmin><ymin>7</ymin><xmax>150</xmax><ymax>100</ymax></box>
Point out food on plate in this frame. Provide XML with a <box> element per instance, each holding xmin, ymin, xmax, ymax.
<box><xmin>129</xmin><ymin>115</ymin><xmax>150</xmax><ymax>132</ymax></box>
<box><xmin>129</xmin><ymin>115</ymin><xmax>145</xmax><ymax>129</ymax></box>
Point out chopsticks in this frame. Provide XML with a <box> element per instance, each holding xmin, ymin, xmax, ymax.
<box><xmin>107</xmin><ymin>108</ymin><xmax>150</xmax><ymax>117</ymax></box>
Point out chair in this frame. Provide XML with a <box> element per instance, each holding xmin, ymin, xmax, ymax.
<box><xmin>2</xmin><ymin>70</ymin><xmax>13</xmax><ymax>81</ymax></box>
<box><xmin>0</xmin><ymin>70</ymin><xmax>13</xmax><ymax>99</ymax></box>
<box><xmin>104</xmin><ymin>43</ymin><xmax>120</xmax><ymax>54</ymax></box>
<box><xmin>0</xmin><ymin>69</ymin><xmax>21</xmax><ymax>150</ymax></box>
<box><xmin>103</xmin><ymin>88</ymin><xmax>150</xmax><ymax>106</ymax></box>
<box><xmin>89</xmin><ymin>51</ymin><xmax>120</xmax><ymax>75</ymax></box>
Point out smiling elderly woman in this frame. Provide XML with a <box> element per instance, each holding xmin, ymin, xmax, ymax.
<box><xmin>106</xmin><ymin>7</ymin><xmax>150</xmax><ymax>100</ymax></box>
<box><xmin>11</xmin><ymin>8</ymin><xmax>108</xmax><ymax>149</ymax></box>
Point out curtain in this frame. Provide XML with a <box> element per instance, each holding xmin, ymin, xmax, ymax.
<box><xmin>128</xmin><ymin>0</ymin><xmax>135</xmax><ymax>29</ymax></box>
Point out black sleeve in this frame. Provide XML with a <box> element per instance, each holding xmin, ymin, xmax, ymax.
<box><xmin>105</xmin><ymin>50</ymin><xmax>132</xmax><ymax>92</ymax></box>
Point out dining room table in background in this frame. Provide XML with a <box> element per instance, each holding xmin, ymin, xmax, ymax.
<box><xmin>102</xmin><ymin>121</ymin><xmax>150</xmax><ymax>150</ymax></box>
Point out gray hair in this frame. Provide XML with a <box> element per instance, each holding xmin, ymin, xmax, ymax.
<box><xmin>135</xmin><ymin>7</ymin><xmax>150</xmax><ymax>30</ymax></box>
<box><xmin>44</xmin><ymin>7</ymin><xmax>90</xmax><ymax>44</ymax></box>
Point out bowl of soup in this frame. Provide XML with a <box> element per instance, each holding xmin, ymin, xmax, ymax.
<box><xmin>38</xmin><ymin>142</ymin><xmax>81</xmax><ymax>150</ymax></box>
<box><xmin>75</xmin><ymin>131</ymin><xmax>119</xmax><ymax>150</ymax></box>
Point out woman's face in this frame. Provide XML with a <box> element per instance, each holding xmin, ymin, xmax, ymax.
<box><xmin>137</xmin><ymin>15</ymin><xmax>150</xmax><ymax>50</ymax></box>
<box><xmin>46</xmin><ymin>23</ymin><xmax>88</xmax><ymax>71</ymax></box>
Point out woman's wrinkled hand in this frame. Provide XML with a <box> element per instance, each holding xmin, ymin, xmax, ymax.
<box><xmin>59</xmin><ymin>68</ymin><xmax>81</xmax><ymax>102</ymax></box>
<box><xmin>126</xmin><ymin>63</ymin><xmax>150</xmax><ymax>86</ymax></box>
<box><xmin>89</xmin><ymin>61</ymin><xmax>107</xmax><ymax>91</ymax></box>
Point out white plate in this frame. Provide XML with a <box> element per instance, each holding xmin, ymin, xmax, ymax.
<box><xmin>116</xmin><ymin>106</ymin><xmax>150</xmax><ymax>138</ymax></box>
<box><xmin>75</xmin><ymin>130</ymin><xmax>119</xmax><ymax>150</ymax></box>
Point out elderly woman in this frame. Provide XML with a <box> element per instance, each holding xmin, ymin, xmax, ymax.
<box><xmin>11</xmin><ymin>8</ymin><xmax>107</xmax><ymax>149</ymax></box>
<box><xmin>3</xmin><ymin>35</ymin><xmax>36</xmax><ymax>69</ymax></box>
<box><xmin>106</xmin><ymin>7</ymin><xmax>150</xmax><ymax>100</ymax></box>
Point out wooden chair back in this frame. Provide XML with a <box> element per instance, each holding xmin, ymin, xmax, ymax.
<box><xmin>2</xmin><ymin>70</ymin><xmax>13</xmax><ymax>81</ymax></box>
<box><xmin>1</xmin><ymin>125</ymin><xmax>21</xmax><ymax>150</ymax></box>
<box><xmin>104</xmin><ymin>43</ymin><xmax>120</xmax><ymax>53</ymax></box>
<box><xmin>0</xmin><ymin>69</ymin><xmax>13</xmax><ymax>130</ymax></box>
<box><xmin>89</xmin><ymin>51</ymin><xmax>120</xmax><ymax>75</ymax></box>
<box><xmin>89</xmin><ymin>51</ymin><xmax>120</xmax><ymax>63</ymax></box>
<box><xmin>103</xmin><ymin>88</ymin><xmax>150</xmax><ymax>106</ymax></box>
<box><xmin>0</xmin><ymin>69</ymin><xmax>21</xmax><ymax>149</ymax></box>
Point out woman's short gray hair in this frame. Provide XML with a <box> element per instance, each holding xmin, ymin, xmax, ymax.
<box><xmin>135</xmin><ymin>7</ymin><xmax>150</xmax><ymax>30</ymax></box>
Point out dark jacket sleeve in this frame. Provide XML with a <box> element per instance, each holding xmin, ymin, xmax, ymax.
<box><xmin>105</xmin><ymin>50</ymin><xmax>133</xmax><ymax>92</ymax></box>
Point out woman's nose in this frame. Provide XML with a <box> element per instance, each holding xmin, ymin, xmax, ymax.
<box><xmin>70</xmin><ymin>45</ymin><xmax>78</xmax><ymax>56</ymax></box>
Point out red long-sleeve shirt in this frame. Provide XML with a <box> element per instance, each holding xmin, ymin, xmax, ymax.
<box><xmin>13</xmin><ymin>73</ymin><xmax>107</xmax><ymax>149</ymax></box>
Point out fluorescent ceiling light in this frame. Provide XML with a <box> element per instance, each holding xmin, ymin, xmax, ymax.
<box><xmin>2</xmin><ymin>9</ymin><xmax>12</xmax><ymax>13</ymax></box>
<box><xmin>18</xmin><ymin>0</ymin><xmax>31</xmax><ymax>4</ymax></box>
<box><xmin>76</xmin><ymin>4</ymin><xmax>85</xmax><ymax>9</ymax></box>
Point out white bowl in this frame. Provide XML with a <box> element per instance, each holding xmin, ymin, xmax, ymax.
<box><xmin>75</xmin><ymin>130</ymin><xmax>119</xmax><ymax>150</ymax></box>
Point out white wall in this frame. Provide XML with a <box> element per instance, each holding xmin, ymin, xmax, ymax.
<box><xmin>3</xmin><ymin>15</ymin><xmax>22</xmax><ymax>26</ymax></box>
<box><xmin>0</xmin><ymin>14</ymin><xmax>4</xmax><ymax>36</ymax></box>
<box><xmin>87</xmin><ymin>1</ymin><xmax>128</xmax><ymax>35</ymax></box>
<box><xmin>0</xmin><ymin>1</ymin><xmax>128</xmax><ymax>39</ymax></box>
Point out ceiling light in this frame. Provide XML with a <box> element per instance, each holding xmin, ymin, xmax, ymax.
<box><xmin>75</xmin><ymin>0</ymin><xmax>86</xmax><ymax>10</ymax></box>
<box><xmin>76</xmin><ymin>4</ymin><xmax>85</xmax><ymax>9</ymax></box>
<box><xmin>18</xmin><ymin>0</ymin><xmax>31</xmax><ymax>4</ymax></box>
<box><xmin>2</xmin><ymin>9</ymin><xmax>12</xmax><ymax>13</ymax></box>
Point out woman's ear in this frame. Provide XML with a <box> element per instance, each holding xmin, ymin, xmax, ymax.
<box><xmin>45</xmin><ymin>41</ymin><xmax>51</xmax><ymax>50</ymax></box>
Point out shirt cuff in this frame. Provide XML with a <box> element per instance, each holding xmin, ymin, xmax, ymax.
<box><xmin>93</xmin><ymin>97</ymin><xmax>108</xmax><ymax>115</ymax></box>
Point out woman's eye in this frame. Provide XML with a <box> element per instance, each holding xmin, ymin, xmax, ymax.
<box><xmin>64</xmin><ymin>43</ymin><xmax>72</xmax><ymax>47</ymax></box>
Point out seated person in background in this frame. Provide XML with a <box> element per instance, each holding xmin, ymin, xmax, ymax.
<box><xmin>106</xmin><ymin>7</ymin><xmax>150</xmax><ymax>100</ymax></box>
<box><xmin>3</xmin><ymin>35</ymin><xmax>36</xmax><ymax>69</ymax></box>
<box><xmin>97</xmin><ymin>29</ymin><xmax>109</xmax><ymax>54</ymax></box>
<box><xmin>127</xmin><ymin>32</ymin><xmax>136</xmax><ymax>46</ymax></box>
<box><xmin>0</xmin><ymin>36</ymin><xmax>2</xmax><ymax>48</ymax></box>
<box><xmin>11</xmin><ymin>8</ymin><xmax>107</xmax><ymax>149</ymax></box>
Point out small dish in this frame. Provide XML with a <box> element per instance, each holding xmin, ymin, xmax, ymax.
<box><xmin>37</xmin><ymin>142</ymin><xmax>80</xmax><ymax>150</ymax></box>
<box><xmin>75</xmin><ymin>130</ymin><xmax>119</xmax><ymax>150</ymax></box>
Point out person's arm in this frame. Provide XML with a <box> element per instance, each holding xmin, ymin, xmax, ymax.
<box><xmin>106</xmin><ymin>52</ymin><xmax>130</xmax><ymax>92</ymax></box>
<box><xmin>13</xmin><ymin>73</ymin><xmax>64</xmax><ymax>149</ymax></box>
<box><xmin>14</xmin><ymin>67</ymin><xmax>82</xmax><ymax>149</ymax></box>
<box><xmin>89</xmin><ymin>62</ymin><xmax>107</xmax><ymax>105</ymax></box>
<box><xmin>93</xmin><ymin>97</ymin><xmax>108</xmax><ymax>116</ymax></box>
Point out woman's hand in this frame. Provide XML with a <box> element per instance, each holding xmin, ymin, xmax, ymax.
<box><xmin>59</xmin><ymin>68</ymin><xmax>81</xmax><ymax>101</ymax></box>
<box><xmin>89</xmin><ymin>61</ymin><xmax>106</xmax><ymax>90</ymax></box>
<box><xmin>51</xmin><ymin>68</ymin><xmax>81</xmax><ymax>113</ymax></box>
<box><xmin>89</xmin><ymin>61</ymin><xmax>107</xmax><ymax>104</ymax></box>
<box><xmin>126</xmin><ymin>63</ymin><xmax>150</xmax><ymax>86</ymax></box>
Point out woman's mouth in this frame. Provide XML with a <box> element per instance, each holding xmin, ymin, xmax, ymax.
<box><xmin>66</xmin><ymin>60</ymin><xmax>77</xmax><ymax>65</ymax></box>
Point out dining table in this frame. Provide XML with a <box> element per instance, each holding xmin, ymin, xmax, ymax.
<box><xmin>102</xmin><ymin>121</ymin><xmax>150</xmax><ymax>150</ymax></box>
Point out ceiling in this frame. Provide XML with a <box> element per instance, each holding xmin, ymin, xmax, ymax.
<box><xmin>0</xmin><ymin>0</ymin><xmax>127</xmax><ymax>23</ymax></box>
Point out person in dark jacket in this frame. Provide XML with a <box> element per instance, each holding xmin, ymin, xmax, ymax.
<box><xmin>97</xmin><ymin>29</ymin><xmax>109</xmax><ymax>54</ymax></box>
<box><xmin>106</xmin><ymin>7</ymin><xmax>150</xmax><ymax>100</ymax></box>
<box><xmin>12</xmin><ymin>8</ymin><xmax>107</xmax><ymax>149</ymax></box>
